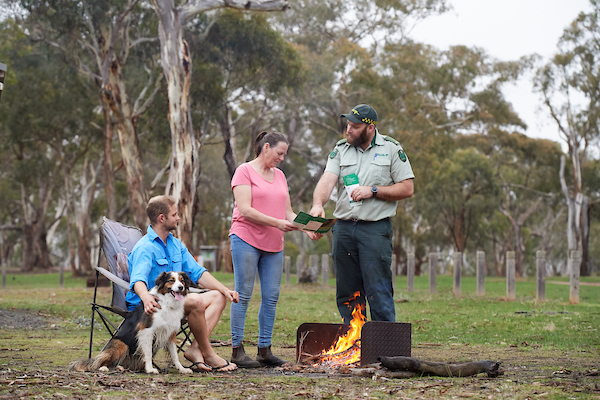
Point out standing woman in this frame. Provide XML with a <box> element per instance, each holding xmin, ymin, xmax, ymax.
<box><xmin>229</xmin><ymin>131</ymin><xmax>314</xmax><ymax>368</ymax></box>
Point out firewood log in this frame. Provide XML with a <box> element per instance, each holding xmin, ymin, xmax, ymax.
<box><xmin>378</xmin><ymin>356</ymin><xmax>503</xmax><ymax>378</ymax></box>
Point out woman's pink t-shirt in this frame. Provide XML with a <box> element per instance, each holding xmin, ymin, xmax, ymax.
<box><xmin>229</xmin><ymin>163</ymin><xmax>289</xmax><ymax>252</ymax></box>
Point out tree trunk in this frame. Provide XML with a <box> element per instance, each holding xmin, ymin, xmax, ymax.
<box><xmin>581</xmin><ymin>196</ymin><xmax>590</xmax><ymax>276</ymax></box>
<box><xmin>559</xmin><ymin>155</ymin><xmax>589</xmax><ymax>276</ymax></box>
<box><xmin>21</xmin><ymin>223</ymin><xmax>35</xmax><ymax>273</ymax></box>
<box><xmin>152</xmin><ymin>1</ymin><xmax>199</xmax><ymax>247</ymax></box>
<box><xmin>219</xmin><ymin>104</ymin><xmax>238</xmax><ymax>179</ymax></box>
<box><xmin>150</xmin><ymin>0</ymin><xmax>289</xmax><ymax>247</ymax></box>
<box><xmin>62</xmin><ymin>169</ymin><xmax>77</xmax><ymax>274</ymax></box>
<box><xmin>20</xmin><ymin>183</ymin><xmax>54</xmax><ymax>272</ymax></box>
<box><xmin>451</xmin><ymin>209</ymin><xmax>467</xmax><ymax>253</ymax></box>
<box><xmin>102</xmin><ymin>68</ymin><xmax>148</xmax><ymax>229</ymax></box>
<box><xmin>92</xmin><ymin>0</ymin><xmax>148</xmax><ymax>229</ymax></box>
<box><xmin>34</xmin><ymin>223</ymin><xmax>53</xmax><ymax>271</ymax></box>
<box><xmin>73</xmin><ymin>158</ymin><xmax>102</xmax><ymax>275</ymax></box>
<box><xmin>102</xmin><ymin>104</ymin><xmax>117</xmax><ymax>220</ymax></box>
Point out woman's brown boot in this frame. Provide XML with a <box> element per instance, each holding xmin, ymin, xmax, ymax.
<box><xmin>256</xmin><ymin>345</ymin><xmax>288</xmax><ymax>367</ymax></box>
<box><xmin>231</xmin><ymin>343</ymin><xmax>261</xmax><ymax>368</ymax></box>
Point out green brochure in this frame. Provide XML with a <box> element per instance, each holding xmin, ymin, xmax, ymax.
<box><xmin>293</xmin><ymin>212</ymin><xmax>338</xmax><ymax>233</ymax></box>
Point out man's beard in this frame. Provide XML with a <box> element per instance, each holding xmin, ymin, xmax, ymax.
<box><xmin>348</xmin><ymin>125</ymin><xmax>369</xmax><ymax>148</ymax></box>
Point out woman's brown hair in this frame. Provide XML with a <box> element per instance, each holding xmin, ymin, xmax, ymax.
<box><xmin>254</xmin><ymin>131</ymin><xmax>288</xmax><ymax>157</ymax></box>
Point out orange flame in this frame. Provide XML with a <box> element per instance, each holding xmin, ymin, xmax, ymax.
<box><xmin>318</xmin><ymin>292</ymin><xmax>366</xmax><ymax>366</ymax></box>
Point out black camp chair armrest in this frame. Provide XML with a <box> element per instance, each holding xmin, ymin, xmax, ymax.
<box><xmin>91</xmin><ymin>302</ymin><xmax>130</xmax><ymax>318</ymax></box>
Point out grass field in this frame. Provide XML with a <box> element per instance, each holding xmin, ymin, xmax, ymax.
<box><xmin>1</xmin><ymin>271</ymin><xmax>599</xmax><ymax>399</ymax></box>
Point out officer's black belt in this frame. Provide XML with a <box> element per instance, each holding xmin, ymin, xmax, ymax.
<box><xmin>340</xmin><ymin>217</ymin><xmax>390</xmax><ymax>223</ymax></box>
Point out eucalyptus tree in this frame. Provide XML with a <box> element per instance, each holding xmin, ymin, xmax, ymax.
<box><xmin>148</xmin><ymin>0</ymin><xmax>288</xmax><ymax>247</ymax></box>
<box><xmin>270</xmin><ymin>0</ymin><xmax>450</xmax><ymax>202</ymax></box>
<box><xmin>535</xmin><ymin>0</ymin><xmax>600</xmax><ymax>275</ymax></box>
<box><xmin>458</xmin><ymin>130</ymin><xmax>563</xmax><ymax>276</ymax></box>
<box><xmin>158</xmin><ymin>10</ymin><xmax>302</xmax><ymax>253</ymax></box>
<box><xmin>0</xmin><ymin>22</ymin><xmax>102</xmax><ymax>273</ymax></box>
<box><xmin>351</xmin><ymin>39</ymin><xmax>528</xmax><ymax>268</ymax></box>
<box><xmin>187</xmin><ymin>10</ymin><xmax>303</xmax><ymax>178</ymax></box>
<box><xmin>18</xmin><ymin>0</ymin><xmax>162</xmax><ymax>228</ymax></box>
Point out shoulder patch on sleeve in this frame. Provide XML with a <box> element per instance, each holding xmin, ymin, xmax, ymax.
<box><xmin>336</xmin><ymin>138</ymin><xmax>347</xmax><ymax>146</ymax></box>
<box><xmin>383</xmin><ymin>135</ymin><xmax>400</xmax><ymax>146</ymax></box>
<box><xmin>398</xmin><ymin>149</ymin><xmax>407</xmax><ymax>162</ymax></box>
<box><xmin>329</xmin><ymin>148</ymin><xmax>339</xmax><ymax>159</ymax></box>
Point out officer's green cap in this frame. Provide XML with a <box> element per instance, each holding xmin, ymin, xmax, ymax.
<box><xmin>341</xmin><ymin>104</ymin><xmax>378</xmax><ymax>125</ymax></box>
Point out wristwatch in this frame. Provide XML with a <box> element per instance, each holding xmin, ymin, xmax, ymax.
<box><xmin>371</xmin><ymin>186</ymin><xmax>378</xmax><ymax>198</ymax></box>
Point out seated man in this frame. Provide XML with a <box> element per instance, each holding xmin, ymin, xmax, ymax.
<box><xmin>126</xmin><ymin>195</ymin><xmax>238</xmax><ymax>372</ymax></box>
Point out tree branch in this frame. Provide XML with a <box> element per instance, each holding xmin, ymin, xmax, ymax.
<box><xmin>133</xmin><ymin>65</ymin><xmax>164</xmax><ymax>117</ymax></box>
<box><xmin>182</xmin><ymin>0</ymin><xmax>288</xmax><ymax>19</ymax></box>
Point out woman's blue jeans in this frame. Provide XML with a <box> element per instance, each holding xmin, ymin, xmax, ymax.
<box><xmin>230</xmin><ymin>234</ymin><xmax>283</xmax><ymax>348</ymax></box>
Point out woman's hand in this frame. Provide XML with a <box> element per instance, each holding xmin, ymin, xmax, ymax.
<box><xmin>277</xmin><ymin>219</ymin><xmax>299</xmax><ymax>232</ymax></box>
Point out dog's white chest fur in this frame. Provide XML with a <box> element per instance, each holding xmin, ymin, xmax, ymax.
<box><xmin>138</xmin><ymin>289</ymin><xmax>186</xmax><ymax>350</ymax></box>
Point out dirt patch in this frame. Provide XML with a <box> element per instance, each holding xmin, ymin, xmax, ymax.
<box><xmin>0</xmin><ymin>308</ymin><xmax>49</xmax><ymax>330</ymax></box>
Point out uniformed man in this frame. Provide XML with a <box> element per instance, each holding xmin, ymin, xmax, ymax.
<box><xmin>310</xmin><ymin>104</ymin><xmax>414</xmax><ymax>323</ymax></box>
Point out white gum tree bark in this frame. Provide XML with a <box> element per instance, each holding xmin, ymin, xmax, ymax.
<box><xmin>150</xmin><ymin>0</ymin><xmax>288</xmax><ymax>246</ymax></box>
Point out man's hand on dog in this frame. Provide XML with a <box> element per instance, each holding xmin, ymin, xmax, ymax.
<box><xmin>141</xmin><ymin>293</ymin><xmax>161</xmax><ymax>314</ymax></box>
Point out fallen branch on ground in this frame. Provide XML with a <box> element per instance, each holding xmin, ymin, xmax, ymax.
<box><xmin>379</xmin><ymin>356</ymin><xmax>503</xmax><ymax>378</ymax></box>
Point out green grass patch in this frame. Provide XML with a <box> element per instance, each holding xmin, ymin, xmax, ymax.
<box><xmin>1</xmin><ymin>271</ymin><xmax>599</xmax><ymax>354</ymax></box>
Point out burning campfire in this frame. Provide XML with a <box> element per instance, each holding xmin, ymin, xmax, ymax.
<box><xmin>316</xmin><ymin>292</ymin><xmax>366</xmax><ymax>366</ymax></box>
<box><xmin>296</xmin><ymin>294</ymin><xmax>411</xmax><ymax>369</ymax></box>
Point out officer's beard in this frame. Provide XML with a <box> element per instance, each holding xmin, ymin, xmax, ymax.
<box><xmin>348</xmin><ymin>125</ymin><xmax>369</xmax><ymax>148</ymax></box>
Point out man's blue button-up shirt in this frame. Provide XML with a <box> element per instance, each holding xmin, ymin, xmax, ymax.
<box><xmin>126</xmin><ymin>225</ymin><xmax>207</xmax><ymax>310</ymax></box>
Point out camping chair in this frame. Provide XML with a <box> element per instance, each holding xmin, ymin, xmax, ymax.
<box><xmin>88</xmin><ymin>217</ymin><xmax>194</xmax><ymax>361</ymax></box>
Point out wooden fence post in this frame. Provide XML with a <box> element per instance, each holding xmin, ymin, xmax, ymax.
<box><xmin>429</xmin><ymin>252</ymin><xmax>437</xmax><ymax>294</ymax></box>
<box><xmin>284</xmin><ymin>255</ymin><xmax>291</xmax><ymax>286</ymax></box>
<box><xmin>506</xmin><ymin>251</ymin><xmax>516</xmax><ymax>301</ymax></box>
<box><xmin>296</xmin><ymin>254</ymin><xmax>305</xmax><ymax>285</ymax></box>
<box><xmin>570</xmin><ymin>250</ymin><xmax>581</xmax><ymax>305</ymax></box>
<box><xmin>1</xmin><ymin>233</ymin><xmax>6</xmax><ymax>288</ymax></box>
<box><xmin>453</xmin><ymin>252</ymin><xmax>462</xmax><ymax>297</ymax></box>
<box><xmin>391</xmin><ymin>254</ymin><xmax>397</xmax><ymax>292</ymax></box>
<box><xmin>536</xmin><ymin>250</ymin><xmax>546</xmax><ymax>303</ymax></box>
<box><xmin>308</xmin><ymin>255</ymin><xmax>319</xmax><ymax>284</ymax></box>
<box><xmin>321</xmin><ymin>254</ymin><xmax>329</xmax><ymax>287</ymax></box>
<box><xmin>407</xmin><ymin>252</ymin><xmax>415</xmax><ymax>292</ymax></box>
<box><xmin>476</xmin><ymin>251</ymin><xmax>485</xmax><ymax>296</ymax></box>
<box><xmin>1</xmin><ymin>256</ymin><xmax>5</xmax><ymax>289</ymax></box>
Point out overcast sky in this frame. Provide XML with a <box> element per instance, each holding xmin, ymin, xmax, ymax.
<box><xmin>409</xmin><ymin>0</ymin><xmax>593</xmax><ymax>148</ymax></box>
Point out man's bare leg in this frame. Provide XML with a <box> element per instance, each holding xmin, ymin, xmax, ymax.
<box><xmin>183</xmin><ymin>292</ymin><xmax>237</xmax><ymax>371</ymax></box>
<box><xmin>201</xmin><ymin>290</ymin><xmax>226</xmax><ymax>334</ymax></box>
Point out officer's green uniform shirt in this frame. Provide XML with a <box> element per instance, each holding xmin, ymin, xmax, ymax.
<box><xmin>324</xmin><ymin>130</ymin><xmax>415</xmax><ymax>221</ymax></box>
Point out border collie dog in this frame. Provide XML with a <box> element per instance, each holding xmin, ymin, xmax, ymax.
<box><xmin>70</xmin><ymin>271</ymin><xmax>195</xmax><ymax>374</ymax></box>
